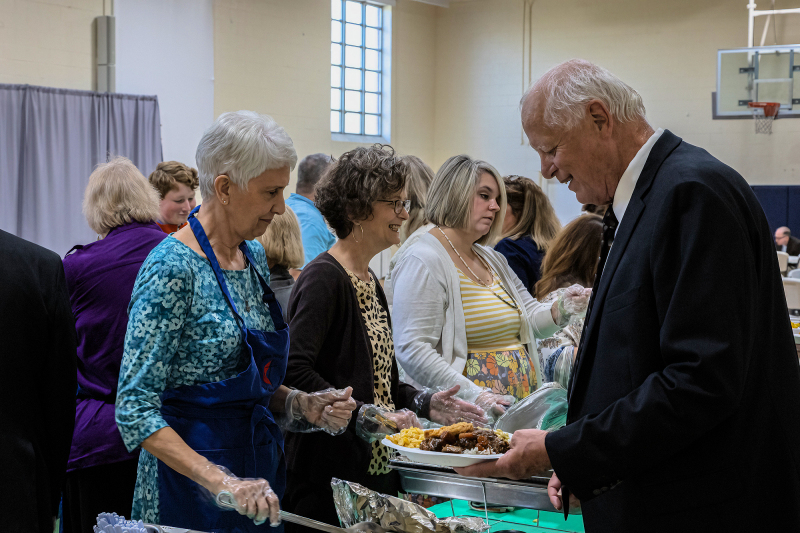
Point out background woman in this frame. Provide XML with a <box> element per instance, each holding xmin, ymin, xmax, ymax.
<box><xmin>283</xmin><ymin>145</ymin><xmax>485</xmax><ymax>530</ymax></box>
<box><xmin>495</xmin><ymin>175</ymin><xmax>561</xmax><ymax>294</ymax></box>
<box><xmin>116</xmin><ymin>111</ymin><xmax>355</xmax><ymax>532</ymax></box>
<box><xmin>385</xmin><ymin>155</ymin><xmax>435</xmax><ymax>307</ymax></box>
<box><xmin>534</xmin><ymin>215</ymin><xmax>603</xmax><ymax>387</ymax></box>
<box><xmin>258</xmin><ymin>206</ymin><xmax>304</xmax><ymax>321</ymax></box>
<box><xmin>149</xmin><ymin>160</ymin><xmax>199</xmax><ymax>233</ymax></box>
<box><xmin>62</xmin><ymin>156</ymin><xmax>166</xmax><ymax>533</ymax></box>
<box><xmin>391</xmin><ymin>155</ymin><xmax>589</xmax><ymax>414</ymax></box>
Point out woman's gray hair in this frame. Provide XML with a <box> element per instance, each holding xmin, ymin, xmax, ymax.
<box><xmin>196</xmin><ymin>110</ymin><xmax>298</xmax><ymax>199</ymax></box>
<box><xmin>529</xmin><ymin>59</ymin><xmax>647</xmax><ymax>131</ymax></box>
<box><xmin>83</xmin><ymin>156</ymin><xmax>161</xmax><ymax>236</ymax></box>
<box><xmin>425</xmin><ymin>155</ymin><xmax>506</xmax><ymax>246</ymax></box>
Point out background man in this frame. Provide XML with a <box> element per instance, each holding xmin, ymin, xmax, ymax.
<box><xmin>458</xmin><ymin>59</ymin><xmax>800</xmax><ymax>532</ymax></box>
<box><xmin>0</xmin><ymin>230</ymin><xmax>77</xmax><ymax>531</ymax></box>
<box><xmin>775</xmin><ymin>226</ymin><xmax>800</xmax><ymax>255</ymax></box>
<box><xmin>286</xmin><ymin>153</ymin><xmax>335</xmax><ymax>272</ymax></box>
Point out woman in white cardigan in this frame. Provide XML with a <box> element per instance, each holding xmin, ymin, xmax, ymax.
<box><xmin>391</xmin><ymin>155</ymin><xmax>589</xmax><ymax>419</ymax></box>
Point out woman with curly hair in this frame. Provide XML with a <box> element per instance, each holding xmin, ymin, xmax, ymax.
<box><xmin>282</xmin><ymin>145</ymin><xmax>485</xmax><ymax>530</ymax></box>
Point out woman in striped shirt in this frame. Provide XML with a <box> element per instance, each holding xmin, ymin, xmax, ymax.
<box><xmin>391</xmin><ymin>155</ymin><xmax>590</xmax><ymax>419</ymax></box>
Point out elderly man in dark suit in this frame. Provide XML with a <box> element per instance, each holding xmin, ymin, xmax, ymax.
<box><xmin>0</xmin><ymin>230</ymin><xmax>77</xmax><ymax>532</ymax></box>
<box><xmin>775</xmin><ymin>226</ymin><xmax>800</xmax><ymax>255</ymax></box>
<box><xmin>458</xmin><ymin>59</ymin><xmax>800</xmax><ymax>532</ymax></box>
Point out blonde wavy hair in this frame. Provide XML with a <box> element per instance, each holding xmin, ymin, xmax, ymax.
<box><xmin>258</xmin><ymin>207</ymin><xmax>304</xmax><ymax>270</ymax></box>
<box><xmin>400</xmin><ymin>155</ymin><xmax>434</xmax><ymax>243</ymax></box>
<box><xmin>501</xmin><ymin>175</ymin><xmax>561</xmax><ymax>251</ymax></box>
<box><xmin>83</xmin><ymin>156</ymin><xmax>160</xmax><ymax>236</ymax></box>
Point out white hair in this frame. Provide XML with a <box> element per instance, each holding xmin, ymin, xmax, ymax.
<box><xmin>196</xmin><ymin>110</ymin><xmax>298</xmax><ymax>198</ymax></box>
<box><xmin>525</xmin><ymin>59</ymin><xmax>647</xmax><ymax>131</ymax></box>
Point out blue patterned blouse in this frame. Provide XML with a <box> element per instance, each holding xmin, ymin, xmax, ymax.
<box><xmin>116</xmin><ymin>236</ymin><xmax>274</xmax><ymax>523</ymax></box>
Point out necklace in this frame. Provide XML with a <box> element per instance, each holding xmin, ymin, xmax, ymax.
<box><xmin>437</xmin><ymin>226</ymin><xmax>493</xmax><ymax>287</ymax></box>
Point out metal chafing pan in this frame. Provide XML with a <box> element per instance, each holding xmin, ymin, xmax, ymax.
<box><xmin>388</xmin><ymin>459</ymin><xmax>580</xmax><ymax>515</ymax></box>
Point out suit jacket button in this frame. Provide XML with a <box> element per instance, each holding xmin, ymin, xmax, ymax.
<box><xmin>593</xmin><ymin>489</ymin><xmax>602</xmax><ymax>496</ymax></box>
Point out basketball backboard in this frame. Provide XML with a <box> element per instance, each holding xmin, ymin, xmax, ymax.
<box><xmin>716</xmin><ymin>44</ymin><xmax>800</xmax><ymax>117</ymax></box>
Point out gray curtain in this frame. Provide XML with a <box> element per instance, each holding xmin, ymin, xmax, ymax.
<box><xmin>0</xmin><ymin>84</ymin><xmax>162</xmax><ymax>256</ymax></box>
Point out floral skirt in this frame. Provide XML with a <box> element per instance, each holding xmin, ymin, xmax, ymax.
<box><xmin>463</xmin><ymin>347</ymin><xmax>535</xmax><ymax>401</ymax></box>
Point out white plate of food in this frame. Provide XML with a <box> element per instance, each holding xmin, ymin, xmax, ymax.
<box><xmin>382</xmin><ymin>422</ymin><xmax>511</xmax><ymax>468</ymax></box>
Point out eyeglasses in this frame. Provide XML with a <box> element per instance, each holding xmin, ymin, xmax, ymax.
<box><xmin>377</xmin><ymin>199</ymin><xmax>411</xmax><ymax>214</ymax></box>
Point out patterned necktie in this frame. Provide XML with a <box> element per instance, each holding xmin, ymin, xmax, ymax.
<box><xmin>562</xmin><ymin>205</ymin><xmax>619</xmax><ymax>518</ymax></box>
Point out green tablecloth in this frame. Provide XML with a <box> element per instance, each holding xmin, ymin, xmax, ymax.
<box><xmin>428</xmin><ymin>499</ymin><xmax>585</xmax><ymax>533</ymax></box>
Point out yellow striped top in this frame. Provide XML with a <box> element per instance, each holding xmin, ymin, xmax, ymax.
<box><xmin>457</xmin><ymin>268</ymin><xmax>524</xmax><ymax>352</ymax></box>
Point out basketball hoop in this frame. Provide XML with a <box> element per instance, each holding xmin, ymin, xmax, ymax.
<box><xmin>748</xmin><ymin>102</ymin><xmax>780</xmax><ymax>134</ymax></box>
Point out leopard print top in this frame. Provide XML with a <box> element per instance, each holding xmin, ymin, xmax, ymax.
<box><xmin>343</xmin><ymin>267</ymin><xmax>395</xmax><ymax>475</ymax></box>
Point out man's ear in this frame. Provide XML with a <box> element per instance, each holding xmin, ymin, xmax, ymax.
<box><xmin>214</xmin><ymin>175</ymin><xmax>230</xmax><ymax>203</ymax></box>
<box><xmin>587</xmin><ymin>100</ymin><xmax>612</xmax><ymax>136</ymax></box>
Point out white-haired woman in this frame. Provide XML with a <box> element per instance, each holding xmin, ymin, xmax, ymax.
<box><xmin>116</xmin><ymin>111</ymin><xmax>356</xmax><ymax>532</ymax></box>
<box><xmin>62</xmin><ymin>156</ymin><xmax>165</xmax><ymax>533</ymax></box>
<box><xmin>391</xmin><ymin>155</ymin><xmax>590</xmax><ymax>416</ymax></box>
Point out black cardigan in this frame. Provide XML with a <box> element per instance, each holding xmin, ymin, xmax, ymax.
<box><xmin>283</xmin><ymin>252</ymin><xmax>430</xmax><ymax>494</ymax></box>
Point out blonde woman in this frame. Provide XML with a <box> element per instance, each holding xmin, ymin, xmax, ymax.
<box><xmin>391</xmin><ymin>155</ymin><xmax>590</xmax><ymax>414</ymax></box>
<box><xmin>385</xmin><ymin>155</ymin><xmax>435</xmax><ymax>306</ymax></box>
<box><xmin>63</xmin><ymin>157</ymin><xmax>166</xmax><ymax>533</ymax></box>
<box><xmin>258</xmin><ymin>207</ymin><xmax>304</xmax><ymax>321</ymax></box>
<box><xmin>495</xmin><ymin>175</ymin><xmax>561</xmax><ymax>294</ymax></box>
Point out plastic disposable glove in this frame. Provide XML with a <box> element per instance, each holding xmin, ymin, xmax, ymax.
<box><xmin>475</xmin><ymin>390</ymin><xmax>516</xmax><ymax>421</ymax></box>
<box><xmin>356</xmin><ymin>404</ymin><xmax>422</xmax><ymax>442</ymax></box>
<box><xmin>285</xmin><ymin>386</ymin><xmax>357</xmax><ymax>436</ymax></box>
<box><xmin>202</xmin><ymin>463</ymin><xmax>280</xmax><ymax>527</ymax></box>
<box><xmin>555</xmin><ymin>284</ymin><xmax>592</xmax><ymax>323</ymax></box>
<box><xmin>428</xmin><ymin>385</ymin><xmax>488</xmax><ymax>426</ymax></box>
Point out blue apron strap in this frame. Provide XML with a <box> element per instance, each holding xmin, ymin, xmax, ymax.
<box><xmin>239</xmin><ymin>240</ymin><xmax>287</xmax><ymax>331</ymax></box>
<box><xmin>187</xmin><ymin>207</ymin><xmax>247</xmax><ymax>330</ymax></box>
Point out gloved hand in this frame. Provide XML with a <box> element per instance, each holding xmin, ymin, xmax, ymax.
<box><xmin>356</xmin><ymin>404</ymin><xmax>422</xmax><ymax>442</ymax></box>
<box><xmin>475</xmin><ymin>390</ymin><xmax>516</xmax><ymax>421</ymax></box>
<box><xmin>555</xmin><ymin>284</ymin><xmax>592</xmax><ymax>323</ymax></box>
<box><xmin>286</xmin><ymin>387</ymin><xmax>357</xmax><ymax>436</ymax></box>
<box><xmin>202</xmin><ymin>463</ymin><xmax>280</xmax><ymax>527</ymax></box>
<box><xmin>428</xmin><ymin>385</ymin><xmax>487</xmax><ymax>425</ymax></box>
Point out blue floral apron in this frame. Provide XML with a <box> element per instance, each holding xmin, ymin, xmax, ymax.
<box><xmin>157</xmin><ymin>207</ymin><xmax>289</xmax><ymax>532</ymax></box>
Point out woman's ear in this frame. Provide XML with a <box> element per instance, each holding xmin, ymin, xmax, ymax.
<box><xmin>214</xmin><ymin>175</ymin><xmax>230</xmax><ymax>204</ymax></box>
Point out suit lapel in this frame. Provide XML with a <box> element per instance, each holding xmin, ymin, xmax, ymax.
<box><xmin>567</xmin><ymin>130</ymin><xmax>683</xmax><ymax>411</ymax></box>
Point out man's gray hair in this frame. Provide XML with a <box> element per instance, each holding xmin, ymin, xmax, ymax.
<box><xmin>526</xmin><ymin>59</ymin><xmax>647</xmax><ymax>131</ymax></box>
<box><xmin>296</xmin><ymin>153</ymin><xmax>333</xmax><ymax>194</ymax></box>
<box><xmin>196</xmin><ymin>110</ymin><xmax>297</xmax><ymax>198</ymax></box>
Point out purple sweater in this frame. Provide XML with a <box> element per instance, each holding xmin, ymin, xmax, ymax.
<box><xmin>63</xmin><ymin>221</ymin><xmax>166</xmax><ymax>471</ymax></box>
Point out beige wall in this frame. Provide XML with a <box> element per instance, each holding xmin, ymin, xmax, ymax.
<box><xmin>213</xmin><ymin>0</ymin><xmax>438</xmax><ymax>192</ymax></box>
<box><xmin>433</xmin><ymin>0</ymin><xmax>800</xmax><ymax>193</ymax></box>
<box><xmin>0</xmin><ymin>0</ymin><xmax>104</xmax><ymax>90</ymax></box>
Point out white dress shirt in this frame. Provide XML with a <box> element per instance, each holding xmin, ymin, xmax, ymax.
<box><xmin>612</xmin><ymin>128</ymin><xmax>664</xmax><ymax>234</ymax></box>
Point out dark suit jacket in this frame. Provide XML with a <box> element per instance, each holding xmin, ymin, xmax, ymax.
<box><xmin>545</xmin><ymin>131</ymin><xmax>800</xmax><ymax>532</ymax></box>
<box><xmin>776</xmin><ymin>235</ymin><xmax>800</xmax><ymax>256</ymax></box>
<box><xmin>0</xmin><ymin>230</ymin><xmax>77</xmax><ymax>532</ymax></box>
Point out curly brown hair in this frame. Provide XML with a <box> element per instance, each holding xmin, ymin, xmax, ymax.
<box><xmin>148</xmin><ymin>160</ymin><xmax>199</xmax><ymax>199</ymax></box>
<box><xmin>534</xmin><ymin>215</ymin><xmax>603</xmax><ymax>300</ymax></box>
<box><xmin>315</xmin><ymin>145</ymin><xmax>408</xmax><ymax>239</ymax></box>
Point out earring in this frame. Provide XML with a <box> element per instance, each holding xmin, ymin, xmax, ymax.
<box><xmin>223</xmin><ymin>200</ymin><xmax>228</xmax><ymax>204</ymax></box>
<box><xmin>352</xmin><ymin>223</ymin><xmax>364</xmax><ymax>243</ymax></box>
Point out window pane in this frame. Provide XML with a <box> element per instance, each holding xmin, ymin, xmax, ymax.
<box><xmin>365</xmin><ymin>49</ymin><xmax>380</xmax><ymax>71</ymax></box>
<box><xmin>331</xmin><ymin>89</ymin><xmax>341</xmax><ymax>110</ymax></box>
<box><xmin>331</xmin><ymin>66</ymin><xmax>342</xmax><ymax>87</ymax></box>
<box><xmin>344</xmin><ymin>68</ymin><xmax>362</xmax><ymax>90</ymax></box>
<box><xmin>331</xmin><ymin>43</ymin><xmax>342</xmax><ymax>65</ymax></box>
<box><xmin>344</xmin><ymin>112</ymin><xmax>361</xmax><ymax>134</ymax></box>
<box><xmin>331</xmin><ymin>111</ymin><xmax>341</xmax><ymax>133</ymax></box>
<box><xmin>345</xmin><ymin>1</ymin><xmax>362</xmax><ymax>24</ymax></box>
<box><xmin>365</xmin><ymin>92</ymin><xmax>380</xmax><ymax>114</ymax></box>
<box><xmin>331</xmin><ymin>20</ymin><xmax>342</xmax><ymax>43</ymax></box>
<box><xmin>344</xmin><ymin>45</ymin><xmax>362</xmax><ymax>68</ymax></box>
<box><xmin>331</xmin><ymin>0</ymin><xmax>342</xmax><ymax>20</ymax></box>
<box><xmin>366</xmin><ymin>5</ymin><xmax>381</xmax><ymax>27</ymax></box>
<box><xmin>345</xmin><ymin>23</ymin><xmax>362</xmax><ymax>46</ymax></box>
<box><xmin>365</xmin><ymin>71</ymin><xmax>380</xmax><ymax>92</ymax></box>
<box><xmin>365</xmin><ymin>28</ymin><xmax>380</xmax><ymax>49</ymax></box>
<box><xmin>365</xmin><ymin>114</ymin><xmax>380</xmax><ymax>136</ymax></box>
<box><xmin>344</xmin><ymin>90</ymin><xmax>361</xmax><ymax>112</ymax></box>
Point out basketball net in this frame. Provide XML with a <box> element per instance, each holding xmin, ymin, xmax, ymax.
<box><xmin>748</xmin><ymin>102</ymin><xmax>780</xmax><ymax>134</ymax></box>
